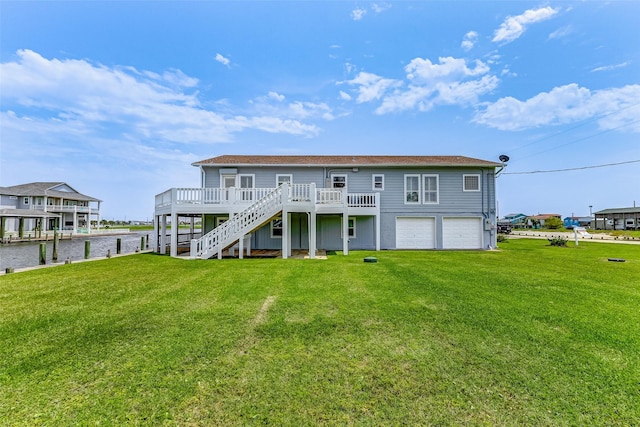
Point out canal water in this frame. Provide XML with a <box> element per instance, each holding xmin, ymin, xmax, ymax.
<box><xmin>0</xmin><ymin>232</ymin><xmax>156</xmax><ymax>271</ymax></box>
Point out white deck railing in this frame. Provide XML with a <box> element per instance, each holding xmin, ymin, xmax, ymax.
<box><xmin>156</xmin><ymin>186</ymin><xmax>378</xmax><ymax>210</ymax></box>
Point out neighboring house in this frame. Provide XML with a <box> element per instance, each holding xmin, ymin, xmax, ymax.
<box><xmin>526</xmin><ymin>213</ymin><xmax>561</xmax><ymax>228</ymax></box>
<box><xmin>563</xmin><ymin>216</ymin><xmax>594</xmax><ymax>229</ymax></box>
<box><xmin>0</xmin><ymin>182</ymin><xmax>101</xmax><ymax>237</ymax></box>
<box><xmin>154</xmin><ymin>155</ymin><xmax>501</xmax><ymax>258</ymax></box>
<box><xmin>503</xmin><ymin>213</ymin><xmax>527</xmax><ymax>226</ymax></box>
<box><xmin>594</xmin><ymin>207</ymin><xmax>640</xmax><ymax>230</ymax></box>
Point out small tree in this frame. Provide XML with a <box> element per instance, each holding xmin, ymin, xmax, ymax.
<box><xmin>545</xmin><ymin>217</ymin><xmax>563</xmax><ymax>229</ymax></box>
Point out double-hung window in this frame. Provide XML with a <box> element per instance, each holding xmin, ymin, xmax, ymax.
<box><xmin>239</xmin><ymin>174</ymin><xmax>255</xmax><ymax>201</ymax></box>
<box><xmin>404</xmin><ymin>174</ymin><xmax>439</xmax><ymax>204</ymax></box>
<box><xmin>331</xmin><ymin>174</ymin><xmax>347</xmax><ymax>189</ymax></box>
<box><xmin>423</xmin><ymin>175</ymin><xmax>439</xmax><ymax>204</ymax></box>
<box><xmin>404</xmin><ymin>175</ymin><xmax>420</xmax><ymax>204</ymax></box>
<box><xmin>372</xmin><ymin>174</ymin><xmax>384</xmax><ymax>191</ymax></box>
<box><xmin>271</xmin><ymin>218</ymin><xmax>283</xmax><ymax>238</ymax></box>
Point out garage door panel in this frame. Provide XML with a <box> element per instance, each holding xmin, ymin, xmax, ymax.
<box><xmin>396</xmin><ymin>217</ymin><xmax>435</xmax><ymax>249</ymax></box>
<box><xmin>443</xmin><ymin>217</ymin><xmax>482</xmax><ymax>249</ymax></box>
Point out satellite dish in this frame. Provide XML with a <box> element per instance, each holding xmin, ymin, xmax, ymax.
<box><xmin>499</xmin><ymin>154</ymin><xmax>510</xmax><ymax>163</ymax></box>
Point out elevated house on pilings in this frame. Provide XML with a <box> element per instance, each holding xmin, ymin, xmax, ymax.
<box><xmin>154</xmin><ymin>155</ymin><xmax>501</xmax><ymax>259</ymax></box>
<box><xmin>0</xmin><ymin>182</ymin><xmax>101</xmax><ymax>240</ymax></box>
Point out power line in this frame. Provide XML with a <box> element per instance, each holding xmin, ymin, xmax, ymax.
<box><xmin>502</xmin><ymin>159</ymin><xmax>640</xmax><ymax>175</ymax></box>
<box><xmin>509</xmin><ymin>101</ymin><xmax>640</xmax><ymax>155</ymax></box>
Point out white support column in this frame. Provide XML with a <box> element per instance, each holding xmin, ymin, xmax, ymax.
<box><xmin>343</xmin><ymin>211</ymin><xmax>349</xmax><ymax>255</ymax></box>
<box><xmin>375</xmin><ymin>213</ymin><xmax>381</xmax><ymax>251</ymax></box>
<box><xmin>239</xmin><ymin>234</ymin><xmax>244</xmax><ymax>259</ymax></box>
<box><xmin>160</xmin><ymin>215</ymin><xmax>167</xmax><ymax>254</ymax></box>
<box><xmin>287</xmin><ymin>212</ymin><xmax>292</xmax><ymax>258</ymax></box>
<box><xmin>282</xmin><ymin>209</ymin><xmax>289</xmax><ymax>259</ymax></box>
<box><xmin>246</xmin><ymin>234</ymin><xmax>251</xmax><ymax>256</ymax></box>
<box><xmin>170</xmin><ymin>212</ymin><xmax>178</xmax><ymax>257</ymax></box>
<box><xmin>309</xmin><ymin>211</ymin><xmax>316</xmax><ymax>259</ymax></box>
<box><xmin>73</xmin><ymin>206</ymin><xmax>78</xmax><ymax>234</ymax></box>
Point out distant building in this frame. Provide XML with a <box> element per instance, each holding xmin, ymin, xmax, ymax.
<box><xmin>593</xmin><ymin>207</ymin><xmax>640</xmax><ymax>230</ymax></box>
<box><xmin>526</xmin><ymin>213</ymin><xmax>561</xmax><ymax>228</ymax></box>
<box><xmin>563</xmin><ymin>216</ymin><xmax>594</xmax><ymax>229</ymax></box>
<box><xmin>503</xmin><ymin>213</ymin><xmax>527</xmax><ymax>226</ymax></box>
<box><xmin>0</xmin><ymin>182</ymin><xmax>101</xmax><ymax>238</ymax></box>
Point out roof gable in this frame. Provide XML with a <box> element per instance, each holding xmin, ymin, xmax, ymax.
<box><xmin>0</xmin><ymin>182</ymin><xmax>101</xmax><ymax>201</ymax></box>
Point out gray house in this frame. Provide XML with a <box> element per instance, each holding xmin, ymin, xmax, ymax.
<box><xmin>154</xmin><ymin>155</ymin><xmax>501</xmax><ymax>258</ymax></box>
<box><xmin>0</xmin><ymin>182</ymin><xmax>101</xmax><ymax>238</ymax></box>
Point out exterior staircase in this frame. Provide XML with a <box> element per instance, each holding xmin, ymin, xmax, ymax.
<box><xmin>190</xmin><ymin>185</ymin><xmax>285</xmax><ymax>259</ymax></box>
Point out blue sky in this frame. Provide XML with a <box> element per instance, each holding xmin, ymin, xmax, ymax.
<box><xmin>1</xmin><ymin>1</ymin><xmax>638</xmax><ymax>221</ymax></box>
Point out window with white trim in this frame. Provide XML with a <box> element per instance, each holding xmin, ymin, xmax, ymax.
<box><xmin>216</xmin><ymin>217</ymin><xmax>229</xmax><ymax>227</ymax></box>
<box><xmin>404</xmin><ymin>174</ymin><xmax>420</xmax><ymax>204</ymax></box>
<box><xmin>276</xmin><ymin>174</ymin><xmax>292</xmax><ymax>187</ymax></box>
<box><xmin>23</xmin><ymin>197</ymin><xmax>29</xmax><ymax>205</ymax></box>
<box><xmin>239</xmin><ymin>174</ymin><xmax>255</xmax><ymax>201</ymax></box>
<box><xmin>372</xmin><ymin>174</ymin><xmax>384</xmax><ymax>191</ymax></box>
<box><xmin>423</xmin><ymin>175</ymin><xmax>439</xmax><ymax>204</ymax></box>
<box><xmin>463</xmin><ymin>174</ymin><xmax>480</xmax><ymax>192</ymax></box>
<box><xmin>331</xmin><ymin>174</ymin><xmax>347</xmax><ymax>189</ymax></box>
<box><xmin>271</xmin><ymin>218</ymin><xmax>283</xmax><ymax>238</ymax></box>
<box><xmin>340</xmin><ymin>217</ymin><xmax>356</xmax><ymax>238</ymax></box>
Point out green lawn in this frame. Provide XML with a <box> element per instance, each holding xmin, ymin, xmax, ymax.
<box><xmin>1</xmin><ymin>239</ymin><xmax>638</xmax><ymax>425</ymax></box>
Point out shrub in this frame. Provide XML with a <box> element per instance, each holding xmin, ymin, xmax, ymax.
<box><xmin>497</xmin><ymin>234</ymin><xmax>509</xmax><ymax>243</ymax></box>
<box><xmin>548</xmin><ymin>236</ymin><xmax>568</xmax><ymax>247</ymax></box>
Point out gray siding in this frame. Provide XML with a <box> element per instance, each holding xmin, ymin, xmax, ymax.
<box><xmin>200</xmin><ymin>164</ymin><xmax>496</xmax><ymax>250</ymax></box>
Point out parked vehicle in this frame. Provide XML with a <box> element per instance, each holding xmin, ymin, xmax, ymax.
<box><xmin>497</xmin><ymin>222</ymin><xmax>512</xmax><ymax>234</ymax></box>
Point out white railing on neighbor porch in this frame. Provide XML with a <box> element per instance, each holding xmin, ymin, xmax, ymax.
<box><xmin>190</xmin><ymin>185</ymin><xmax>285</xmax><ymax>259</ymax></box>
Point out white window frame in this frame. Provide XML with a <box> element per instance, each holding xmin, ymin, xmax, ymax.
<box><xmin>463</xmin><ymin>174</ymin><xmax>481</xmax><ymax>192</ymax></box>
<box><xmin>271</xmin><ymin>218</ymin><xmax>283</xmax><ymax>238</ymax></box>
<box><xmin>404</xmin><ymin>174</ymin><xmax>421</xmax><ymax>204</ymax></box>
<box><xmin>340</xmin><ymin>217</ymin><xmax>356</xmax><ymax>239</ymax></box>
<box><xmin>221</xmin><ymin>174</ymin><xmax>237</xmax><ymax>188</ymax></box>
<box><xmin>238</xmin><ymin>174</ymin><xmax>255</xmax><ymax>189</ymax></box>
<box><xmin>372</xmin><ymin>174</ymin><xmax>384</xmax><ymax>191</ymax></box>
<box><xmin>23</xmin><ymin>197</ymin><xmax>29</xmax><ymax>205</ymax></box>
<box><xmin>276</xmin><ymin>174</ymin><xmax>293</xmax><ymax>187</ymax></box>
<box><xmin>331</xmin><ymin>174</ymin><xmax>348</xmax><ymax>189</ymax></box>
<box><xmin>216</xmin><ymin>216</ymin><xmax>229</xmax><ymax>227</ymax></box>
<box><xmin>422</xmin><ymin>174</ymin><xmax>439</xmax><ymax>204</ymax></box>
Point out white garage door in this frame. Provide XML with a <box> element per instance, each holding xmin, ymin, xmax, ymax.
<box><xmin>396</xmin><ymin>217</ymin><xmax>435</xmax><ymax>249</ymax></box>
<box><xmin>443</xmin><ymin>217</ymin><xmax>483</xmax><ymax>249</ymax></box>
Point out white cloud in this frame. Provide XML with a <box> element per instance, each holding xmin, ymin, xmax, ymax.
<box><xmin>461</xmin><ymin>31</ymin><xmax>478</xmax><ymax>51</ymax></box>
<box><xmin>373</xmin><ymin>56</ymin><xmax>497</xmax><ymax>115</ymax></box>
<box><xmin>344</xmin><ymin>71</ymin><xmax>402</xmax><ymax>103</ymax></box>
<box><xmin>473</xmin><ymin>83</ymin><xmax>640</xmax><ymax>132</ymax></box>
<box><xmin>215</xmin><ymin>53</ymin><xmax>231</xmax><ymax>67</ymax></box>
<box><xmin>351</xmin><ymin>7</ymin><xmax>367</xmax><ymax>21</ymax></box>
<box><xmin>548</xmin><ymin>25</ymin><xmax>573</xmax><ymax>40</ymax></box>
<box><xmin>339</xmin><ymin>90</ymin><xmax>352</xmax><ymax>101</ymax></box>
<box><xmin>591</xmin><ymin>62</ymin><xmax>631</xmax><ymax>73</ymax></box>
<box><xmin>268</xmin><ymin>91</ymin><xmax>285</xmax><ymax>101</ymax></box>
<box><xmin>0</xmin><ymin>49</ymin><xmax>325</xmax><ymax>148</ymax></box>
<box><xmin>492</xmin><ymin>6</ymin><xmax>559</xmax><ymax>44</ymax></box>
<box><xmin>371</xmin><ymin>3</ymin><xmax>391</xmax><ymax>13</ymax></box>
<box><xmin>405</xmin><ymin>57</ymin><xmax>490</xmax><ymax>82</ymax></box>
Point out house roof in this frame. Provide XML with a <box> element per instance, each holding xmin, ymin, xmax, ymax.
<box><xmin>0</xmin><ymin>182</ymin><xmax>101</xmax><ymax>202</ymax></box>
<box><xmin>0</xmin><ymin>208</ymin><xmax>60</xmax><ymax>218</ymax></box>
<box><xmin>192</xmin><ymin>155</ymin><xmax>501</xmax><ymax>168</ymax></box>
<box><xmin>528</xmin><ymin>214</ymin><xmax>561</xmax><ymax>220</ymax></box>
<box><xmin>594</xmin><ymin>207</ymin><xmax>640</xmax><ymax>215</ymax></box>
